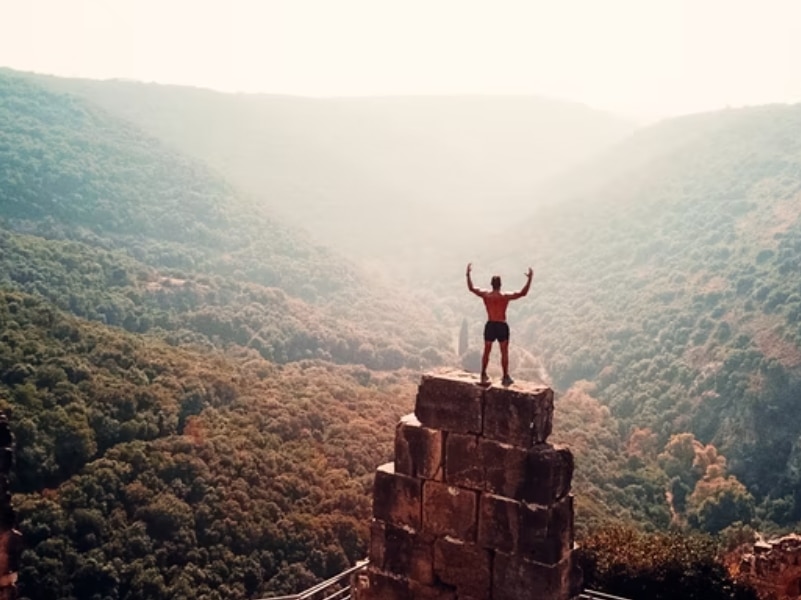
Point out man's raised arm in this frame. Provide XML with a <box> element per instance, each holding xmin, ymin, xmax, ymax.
<box><xmin>466</xmin><ymin>263</ymin><xmax>484</xmax><ymax>297</ymax></box>
<box><xmin>506</xmin><ymin>267</ymin><xmax>534</xmax><ymax>300</ymax></box>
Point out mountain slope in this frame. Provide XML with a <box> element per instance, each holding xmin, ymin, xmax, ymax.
<box><xmin>16</xmin><ymin>71</ymin><xmax>634</xmax><ymax>266</ymax></box>
<box><xmin>0</xmin><ymin>289</ymin><xmax>413</xmax><ymax>599</ymax></box>
<box><xmin>0</xmin><ymin>72</ymin><xmax>447</xmax><ymax>598</ymax></box>
<box><xmin>0</xmin><ymin>72</ymin><xmax>450</xmax><ymax>368</ymax></box>
<box><xmin>475</xmin><ymin>103</ymin><xmax>801</xmax><ymax>527</ymax></box>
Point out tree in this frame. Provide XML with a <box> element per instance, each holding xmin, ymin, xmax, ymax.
<box><xmin>578</xmin><ymin>525</ymin><xmax>758</xmax><ymax>600</ymax></box>
<box><xmin>458</xmin><ymin>318</ymin><xmax>469</xmax><ymax>356</ymax></box>
<box><xmin>688</xmin><ymin>482</ymin><xmax>755</xmax><ymax>534</ymax></box>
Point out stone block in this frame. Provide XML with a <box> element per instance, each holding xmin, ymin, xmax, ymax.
<box><xmin>479</xmin><ymin>439</ymin><xmax>574</xmax><ymax>503</ymax></box>
<box><xmin>483</xmin><ymin>384</ymin><xmax>553</xmax><ymax>446</ymax></box>
<box><xmin>570</xmin><ymin>556</ymin><xmax>585</xmax><ymax>599</ymax></box>
<box><xmin>352</xmin><ymin>567</ymin><xmax>409</xmax><ymax>600</ymax></box>
<box><xmin>395</xmin><ymin>413</ymin><xmax>444</xmax><ymax>481</ymax></box>
<box><xmin>521</xmin><ymin>444</ymin><xmax>574</xmax><ymax>505</ymax></box>
<box><xmin>549</xmin><ymin>494</ymin><xmax>575</xmax><ymax>559</ymax></box>
<box><xmin>519</xmin><ymin>495</ymin><xmax>575</xmax><ymax>565</ymax></box>
<box><xmin>444</xmin><ymin>433</ymin><xmax>482</xmax><ymax>490</ymax></box>
<box><xmin>408</xmin><ymin>581</ymin><xmax>456</xmax><ymax>600</ymax></box>
<box><xmin>415</xmin><ymin>373</ymin><xmax>484</xmax><ymax>434</ymax></box>
<box><xmin>422</xmin><ymin>481</ymin><xmax>478</xmax><ymax>541</ymax></box>
<box><xmin>480</xmin><ymin>438</ymin><xmax>527</xmax><ymax>498</ymax></box>
<box><xmin>369</xmin><ymin>521</ymin><xmax>386</xmax><ymax>567</ymax></box>
<box><xmin>551</xmin><ymin>445</ymin><xmax>575</xmax><ymax>501</ymax></box>
<box><xmin>373</xmin><ymin>463</ymin><xmax>422</xmax><ymax>530</ymax></box>
<box><xmin>369</xmin><ymin>520</ymin><xmax>435</xmax><ymax>585</ymax></box>
<box><xmin>477</xmin><ymin>493</ymin><xmax>520</xmax><ymax>553</ymax></box>
<box><xmin>493</xmin><ymin>552</ymin><xmax>574</xmax><ymax>600</ymax></box>
<box><xmin>433</xmin><ymin>537</ymin><xmax>492</xmax><ymax>599</ymax></box>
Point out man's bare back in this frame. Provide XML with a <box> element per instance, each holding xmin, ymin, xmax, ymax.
<box><xmin>466</xmin><ymin>263</ymin><xmax>533</xmax><ymax>385</ymax></box>
<box><xmin>478</xmin><ymin>290</ymin><xmax>517</xmax><ymax>322</ymax></box>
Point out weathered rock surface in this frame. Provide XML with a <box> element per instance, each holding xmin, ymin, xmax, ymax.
<box><xmin>352</xmin><ymin>568</ymin><xmax>409</xmax><ymax>600</ymax></box>
<box><xmin>369</xmin><ymin>520</ymin><xmax>435</xmax><ymax>584</ymax></box>
<box><xmin>434</xmin><ymin>536</ymin><xmax>492</xmax><ymax>599</ymax></box>
<box><xmin>477</xmin><ymin>493</ymin><xmax>575</xmax><ymax>563</ymax></box>
<box><xmin>423</xmin><ymin>482</ymin><xmax>478</xmax><ymax>541</ymax></box>
<box><xmin>415</xmin><ymin>372</ymin><xmax>484</xmax><ymax>434</ymax></box>
<box><xmin>395</xmin><ymin>413</ymin><xmax>444</xmax><ymax>481</ymax></box>
<box><xmin>477</xmin><ymin>493</ymin><xmax>520</xmax><ymax>554</ymax></box>
<box><xmin>446</xmin><ymin>438</ymin><xmax>574</xmax><ymax>503</ymax></box>
<box><xmin>524</xmin><ymin>444</ymin><xmax>574</xmax><ymax>505</ymax></box>
<box><xmin>444</xmin><ymin>433</ymin><xmax>482</xmax><ymax>490</ymax></box>
<box><xmin>493</xmin><ymin>552</ymin><xmax>578</xmax><ymax>600</ymax></box>
<box><xmin>484</xmin><ymin>384</ymin><xmax>554</xmax><ymax>446</ymax></box>
<box><xmin>373</xmin><ymin>462</ymin><xmax>422</xmax><ymax>530</ymax></box>
<box><xmin>518</xmin><ymin>495</ymin><xmax>575</xmax><ymax>564</ymax></box>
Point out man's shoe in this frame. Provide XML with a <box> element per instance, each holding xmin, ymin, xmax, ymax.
<box><xmin>501</xmin><ymin>374</ymin><xmax>514</xmax><ymax>386</ymax></box>
<box><xmin>480</xmin><ymin>373</ymin><xmax>490</xmax><ymax>385</ymax></box>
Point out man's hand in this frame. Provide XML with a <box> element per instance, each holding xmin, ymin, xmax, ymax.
<box><xmin>525</xmin><ymin>267</ymin><xmax>533</xmax><ymax>279</ymax></box>
<box><xmin>466</xmin><ymin>262</ymin><xmax>481</xmax><ymax>295</ymax></box>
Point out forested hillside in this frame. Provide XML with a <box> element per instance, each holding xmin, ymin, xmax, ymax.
<box><xmin>1</xmin><ymin>290</ymin><xmax>413</xmax><ymax>599</ymax></box>
<box><xmin>474</xmin><ymin>103</ymin><xmax>801</xmax><ymax>533</ymax></box>
<box><xmin>0</xmin><ymin>72</ymin><xmax>449</xmax><ymax>598</ymax></box>
<box><xmin>14</xmin><ymin>70</ymin><xmax>633</xmax><ymax>269</ymax></box>
<box><xmin>0</xmin><ymin>73</ymin><xmax>450</xmax><ymax>369</ymax></box>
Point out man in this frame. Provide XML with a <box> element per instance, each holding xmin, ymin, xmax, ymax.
<box><xmin>466</xmin><ymin>262</ymin><xmax>533</xmax><ymax>386</ymax></box>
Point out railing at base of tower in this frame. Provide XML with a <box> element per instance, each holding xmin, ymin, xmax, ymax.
<box><xmin>257</xmin><ymin>561</ymin><xmax>366</xmax><ymax>600</ymax></box>
<box><xmin>577</xmin><ymin>591</ymin><xmax>633</xmax><ymax>600</ymax></box>
<box><xmin>256</xmin><ymin>560</ymin><xmax>632</xmax><ymax>600</ymax></box>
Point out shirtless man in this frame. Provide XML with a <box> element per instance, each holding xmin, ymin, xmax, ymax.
<box><xmin>466</xmin><ymin>263</ymin><xmax>533</xmax><ymax>386</ymax></box>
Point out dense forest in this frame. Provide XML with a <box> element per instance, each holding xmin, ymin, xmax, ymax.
<box><xmin>477</xmin><ymin>103</ymin><xmax>801</xmax><ymax>533</ymax></box>
<box><xmin>1</xmin><ymin>290</ymin><xmax>413</xmax><ymax>598</ymax></box>
<box><xmin>2</xmin><ymin>68</ymin><xmax>799</xmax><ymax>598</ymax></box>
<box><xmin>0</xmin><ymin>74</ymin><xmax>450</xmax><ymax>371</ymax></box>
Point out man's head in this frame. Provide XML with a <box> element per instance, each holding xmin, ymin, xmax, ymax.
<box><xmin>491</xmin><ymin>275</ymin><xmax>501</xmax><ymax>291</ymax></box>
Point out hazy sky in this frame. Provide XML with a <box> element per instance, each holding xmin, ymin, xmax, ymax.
<box><xmin>2</xmin><ymin>0</ymin><xmax>800</xmax><ymax>118</ymax></box>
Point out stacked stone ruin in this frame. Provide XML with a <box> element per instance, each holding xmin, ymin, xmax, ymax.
<box><xmin>353</xmin><ymin>371</ymin><xmax>582</xmax><ymax>600</ymax></box>
<box><xmin>739</xmin><ymin>534</ymin><xmax>801</xmax><ymax>599</ymax></box>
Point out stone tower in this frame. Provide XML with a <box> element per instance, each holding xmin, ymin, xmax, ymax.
<box><xmin>353</xmin><ymin>371</ymin><xmax>581</xmax><ymax>600</ymax></box>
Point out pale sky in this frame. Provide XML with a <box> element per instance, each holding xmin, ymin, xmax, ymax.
<box><xmin>1</xmin><ymin>0</ymin><xmax>800</xmax><ymax>119</ymax></box>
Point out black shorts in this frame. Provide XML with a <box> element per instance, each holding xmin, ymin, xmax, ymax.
<box><xmin>484</xmin><ymin>321</ymin><xmax>510</xmax><ymax>343</ymax></box>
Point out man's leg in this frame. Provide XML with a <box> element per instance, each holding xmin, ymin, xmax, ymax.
<box><xmin>481</xmin><ymin>341</ymin><xmax>492</xmax><ymax>382</ymax></box>
<box><xmin>500</xmin><ymin>340</ymin><xmax>513</xmax><ymax>385</ymax></box>
<box><xmin>500</xmin><ymin>340</ymin><xmax>510</xmax><ymax>376</ymax></box>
